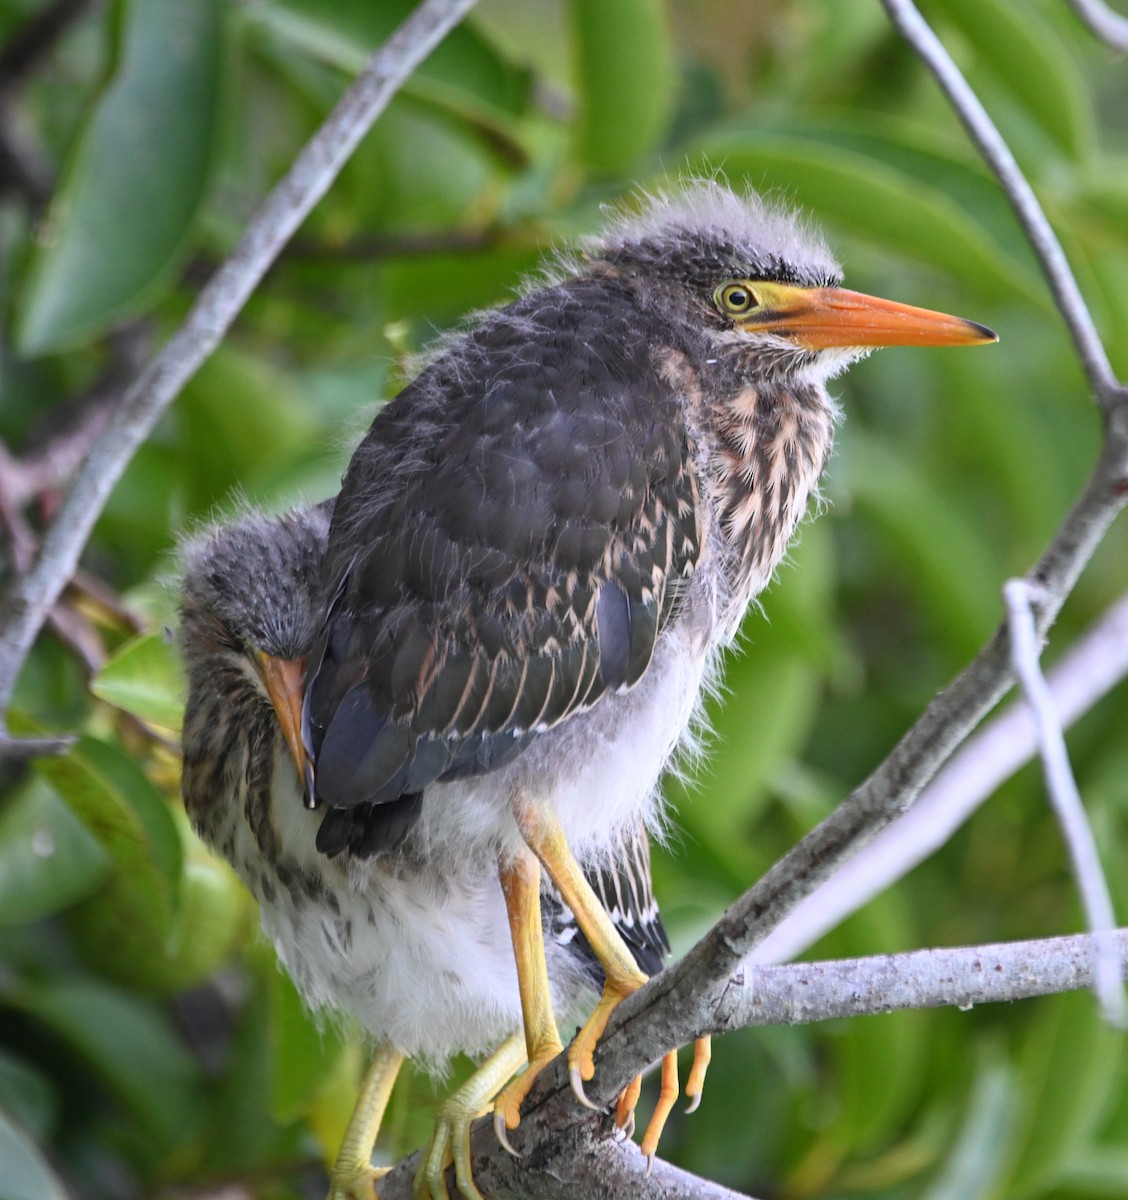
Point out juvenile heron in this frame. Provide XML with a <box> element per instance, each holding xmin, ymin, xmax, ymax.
<box><xmin>183</xmin><ymin>180</ymin><xmax>995</xmax><ymax>1200</ymax></box>
<box><xmin>180</xmin><ymin>504</ymin><xmax>674</xmax><ymax>1200</ymax></box>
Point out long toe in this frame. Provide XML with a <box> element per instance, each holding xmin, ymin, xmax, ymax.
<box><xmin>416</xmin><ymin>1033</ymin><xmax>527</xmax><ymax>1200</ymax></box>
<box><xmin>684</xmin><ymin>1036</ymin><xmax>712</xmax><ymax>1114</ymax></box>
<box><xmin>638</xmin><ymin>1050</ymin><xmax>681</xmax><ymax>1172</ymax></box>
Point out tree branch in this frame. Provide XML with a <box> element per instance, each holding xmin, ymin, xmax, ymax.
<box><xmin>0</xmin><ymin>0</ymin><xmax>481</xmax><ymax>736</ymax></box>
<box><xmin>1064</xmin><ymin>0</ymin><xmax>1128</xmax><ymax>52</ymax></box>
<box><xmin>372</xmin><ymin>930</ymin><xmax>1128</xmax><ymax>1200</ymax></box>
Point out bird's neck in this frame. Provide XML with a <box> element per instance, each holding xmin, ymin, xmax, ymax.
<box><xmin>696</xmin><ymin>367</ymin><xmax>836</xmax><ymax>623</ymax></box>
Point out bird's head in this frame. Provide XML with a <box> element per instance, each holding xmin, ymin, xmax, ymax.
<box><xmin>179</xmin><ymin>501</ymin><xmax>332</xmax><ymax>789</ymax></box>
<box><xmin>584</xmin><ymin>180</ymin><xmax>996</xmax><ymax>385</ymax></box>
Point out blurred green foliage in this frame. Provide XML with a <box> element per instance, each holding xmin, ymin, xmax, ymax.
<box><xmin>1</xmin><ymin>1</ymin><xmax>1127</xmax><ymax>1197</ymax></box>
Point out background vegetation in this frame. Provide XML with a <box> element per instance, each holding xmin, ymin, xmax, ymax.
<box><xmin>2</xmin><ymin>1</ymin><xmax>1128</xmax><ymax>1197</ymax></box>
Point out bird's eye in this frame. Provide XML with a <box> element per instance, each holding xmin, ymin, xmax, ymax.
<box><xmin>715</xmin><ymin>281</ymin><xmax>759</xmax><ymax>316</ymax></box>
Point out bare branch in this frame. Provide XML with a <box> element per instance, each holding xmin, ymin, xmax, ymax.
<box><xmin>1004</xmin><ymin>579</ymin><xmax>1125</xmax><ymax>1024</ymax></box>
<box><xmin>0</xmin><ymin>0</ymin><xmax>481</xmax><ymax>728</ymax></box>
<box><xmin>375</xmin><ymin>1113</ymin><xmax>759</xmax><ymax>1200</ymax></box>
<box><xmin>372</xmin><ymin>930</ymin><xmax>1128</xmax><ymax>1200</ymax></box>
<box><xmin>758</xmin><ymin>589</ymin><xmax>1128</xmax><ymax>964</ymax></box>
<box><xmin>1065</xmin><ymin>0</ymin><xmax>1128</xmax><ymax>52</ymax></box>
<box><xmin>718</xmin><ymin>931</ymin><xmax>1128</xmax><ymax>1031</ymax></box>
<box><xmin>880</xmin><ymin>0</ymin><xmax>1126</xmax><ymax>408</ymax></box>
<box><xmin>0</xmin><ymin>730</ymin><xmax>74</xmax><ymax>758</ymax></box>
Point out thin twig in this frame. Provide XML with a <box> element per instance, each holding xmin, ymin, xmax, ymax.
<box><xmin>1065</xmin><ymin>0</ymin><xmax>1128</xmax><ymax>52</ymax></box>
<box><xmin>0</xmin><ymin>0</ymin><xmax>481</xmax><ymax>737</ymax></box>
<box><xmin>880</xmin><ymin>0</ymin><xmax>1124</xmax><ymax>407</ymax></box>
<box><xmin>1003</xmin><ymin>579</ymin><xmax>1126</xmax><ymax>1025</ymax></box>
<box><xmin>756</xmin><ymin>590</ymin><xmax>1128</xmax><ymax>964</ymax></box>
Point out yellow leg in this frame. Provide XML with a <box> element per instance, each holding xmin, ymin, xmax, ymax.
<box><xmin>512</xmin><ymin>797</ymin><xmax>647</xmax><ymax>1106</ymax></box>
<box><xmin>414</xmin><ymin>1032</ymin><xmax>527</xmax><ymax>1200</ymax></box>
<box><xmin>491</xmin><ymin>850</ymin><xmax>566</xmax><ymax>1152</ymax></box>
<box><xmin>327</xmin><ymin>1045</ymin><xmax>405</xmax><ymax>1200</ymax></box>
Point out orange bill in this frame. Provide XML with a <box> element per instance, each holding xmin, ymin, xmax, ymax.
<box><xmin>257</xmin><ymin>651</ymin><xmax>313</xmax><ymax>796</ymax></box>
<box><xmin>742</xmin><ymin>282</ymin><xmax>997</xmax><ymax>350</ymax></box>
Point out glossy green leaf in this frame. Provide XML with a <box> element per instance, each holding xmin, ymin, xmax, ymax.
<box><xmin>268</xmin><ymin>960</ymin><xmax>349</xmax><ymax>1124</ymax></box>
<box><xmin>929</xmin><ymin>0</ymin><xmax>1092</xmax><ymax>160</ymax></box>
<box><xmin>33</xmin><ymin>736</ymin><xmax>182</xmax><ymax>972</ymax></box>
<box><xmin>0</xmin><ymin>1053</ymin><xmax>58</xmax><ymax>1146</ymax></box>
<box><xmin>0</xmin><ymin>1110</ymin><xmax>69</xmax><ymax>1200</ymax></box>
<box><xmin>570</xmin><ymin>0</ymin><xmax>674</xmax><ymax>171</ymax></box>
<box><xmin>257</xmin><ymin>0</ymin><xmax>532</xmax><ymax>121</ymax></box>
<box><xmin>12</xmin><ymin>979</ymin><xmax>204</xmax><ymax>1153</ymax></box>
<box><xmin>736</xmin><ymin>111</ymin><xmax>1043</xmax><ymax>285</ymax></box>
<box><xmin>923</xmin><ymin>1056</ymin><xmax>1017</xmax><ymax>1200</ymax></box>
<box><xmin>0</xmin><ymin>780</ymin><xmax>112</xmax><ymax>926</ymax></box>
<box><xmin>16</xmin><ymin>0</ymin><xmax>224</xmax><ymax>353</ymax></box>
<box><xmin>1004</xmin><ymin>988</ymin><xmax>1125</xmax><ymax>1197</ymax></box>
<box><xmin>684</xmin><ymin>137</ymin><xmax>1028</xmax><ymax>301</ymax></box>
<box><xmin>847</xmin><ymin>430</ymin><xmax>1002</xmax><ymax>658</ymax></box>
<box><xmin>90</xmin><ymin>633</ymin><xmax>186</xmax><ymax>735</ymax></box>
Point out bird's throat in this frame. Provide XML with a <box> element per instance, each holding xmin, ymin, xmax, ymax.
<box><xmin>705</xmin><ymin>379</ymin><xmax>835</xmax><ymax>616</ymax></box>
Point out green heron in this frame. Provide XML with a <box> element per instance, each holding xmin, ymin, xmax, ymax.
<box><xmin>181</xmin><ymin>180</ymin><xmax>995</xmax><ymax>1200</ymax></box>
<box><xmin>180</xmin><ymin>503</ymin><xmax>676</xmax><ymax>1200</ymax></box>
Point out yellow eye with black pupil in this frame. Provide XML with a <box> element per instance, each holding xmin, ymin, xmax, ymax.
<box><xmin>716</xmin><ymin>282</ymin><xmax>758</xmax><ymax>315</ymax></box>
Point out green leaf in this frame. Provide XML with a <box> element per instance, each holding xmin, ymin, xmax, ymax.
<box><xmin>268</xmin><ymin>961</ymin><xmax>348</xmax><ymax>1125</ymax></box>
<box><xmin>256</xmin><ymin>0</ymin><xmax>533</xmax><ymax>122</ymax></box>
<box><xmin>683</xmin><ymin>136</ymin><xmax>1030</xmax><ymax>301</ymax></box>
<box><xmin>0</xmin><ymin>1053</ymin><xmax>58</xmax><ymax>1145</ymax></box>
<box><xmin>923</xmin><ymin>1055</ymin><xmax>1017</xmax><ymax>1200</ymax></box>
<box><xmin>16</xmin><ymin>0</ymin><xmax>225</xmax><ymax>353</ymax></box>
<box><xmin>33</xmin><ymin>737</ymin><xmax>183</xmax><ymax>984</ymax></box>
<box><xmin>11</xmin><ymin>979</ymin><xmax>204</xmax><ymax>1154</ymax></box>
<box><xmin>1003</xmin><ymin>989</ymin><xmax>1125</xmax><ymax>1197</ymax></box>
<box><xmin>90</xmin><ymin>633</ymin><xmax>186</xmax><ymax>735</ymax></box>
<box><xmin>846</xmin><ymin>430</ymin><xmax>1002</xmax><ymax>658</ymax></box>
<box><xmin>0</xmin><ymin>780</ymin><xmax>112</xmax><ymax>926</ymax></box>
<box><xmin>929</xmin><ymin>0</ymin><xmax>1092</xmax><ymax>161</ymax></box>
<box><xmin>0</xmin><ymin>1110</ymin><xmax>69</xmax><ymax>1200</ymax></box>
<box><xmin>570</xmin><ymin>0</ymin><xmax>674</xmax><ymax>171</ymax></box>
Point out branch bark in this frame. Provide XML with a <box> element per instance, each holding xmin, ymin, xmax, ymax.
<box><xmin>0</xmin><ymin>0</ymin><xmax>481</xmax><ymax>736</ymax></box>
<box><xmin>372</xmin><ymin>931</ymin><xmax>1128</xmax><ymax>1200</ymax></box>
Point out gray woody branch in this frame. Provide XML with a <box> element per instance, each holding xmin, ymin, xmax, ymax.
<box><xmin>374</xmin><ymin>931</ymin><xmax>1128</xmax><ymax>1200</ymax></box>
<box><xmin>0</xmin><ymin>0</ymin><xmax>481</xmax><ymax>742</ymax></box>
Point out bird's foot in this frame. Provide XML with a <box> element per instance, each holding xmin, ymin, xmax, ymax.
<box><xmin>611</xmin><ymin>1038</ymin><xmax>713</xmax><ymax>1174</ymax></box>
<box><xmin>567</xmin><ymin>975</ymin><xmax>645</xmax><ymax>1107</ymax></box>
<box><xmin>414</xmin><ymin>1098</ymin><xmax>481</xmax><ymax>1200</ymax></box>
<box><xmin>415</xmin><ymin>1034</ymin><xmax>527</xmax><ymax>1200</ymax></box>
<box><xmin>327</xmin><ymin>1162</ymin><xmax>391</xmax><ymax>1200</ymax></box>
<box><xmin>491</xmin><ymin>1036</ymin><xmax>564</xmax><ymax>1155</ymax></box>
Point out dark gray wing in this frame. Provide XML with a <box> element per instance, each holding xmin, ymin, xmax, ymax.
<box><xmin>304</xmin><ymin>278</ymin><xmax>703</xmax><ymax>857</ymax></box>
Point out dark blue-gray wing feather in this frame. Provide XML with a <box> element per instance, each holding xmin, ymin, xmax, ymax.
<box><xmin>304</xmin><ymin>278</ymin><xmax>703</xmax><ymax>857</ymax></box>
